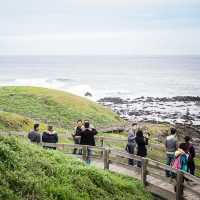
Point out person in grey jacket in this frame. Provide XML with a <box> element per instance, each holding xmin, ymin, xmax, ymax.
<box><xmin>28</xmin><ymin>124</ymin><xmax>41</xmax><ymax>144</ymax></box>
<box><xmin>126</xmin><ymin>123</ymin><xmax>138</xmax><ymax>165</ymax></box>
<box><xmin>165</xmin><ymin>128</ymin><xmax>178</xmax><ymax>177</ymax></box>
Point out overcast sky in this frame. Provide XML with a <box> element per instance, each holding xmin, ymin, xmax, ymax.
<box><xmin>0</xmin><ymin>0</ymin><xmax>200</xmax><ymax>55</ymax></box>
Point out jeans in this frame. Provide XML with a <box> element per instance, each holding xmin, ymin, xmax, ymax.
<box><xmin>126</xmin><ymin>143</ymin><xmax>135</xmax><ymax>166</ymax></box>
<box><xmin>86</xmin><ymin>148</ymin><xmax>92</xmax><ymax>164</ymax></box>
<box><xmin>73</xmin><ymin>138</ymin><xmax>82</xmax><ymax>155</ymax></box>
<box><xmin>166</xmin><ymin>153</ymin><xmax>175</xmax><ymax>177</ymax></box>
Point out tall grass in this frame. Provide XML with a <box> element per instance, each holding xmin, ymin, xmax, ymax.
<box><xmin>0</xmin><ymin>136</ymin><xmax>152</xmax><ymax>200</ymax></box>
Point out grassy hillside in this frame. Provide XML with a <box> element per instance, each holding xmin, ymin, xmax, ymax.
<box><xmin>0</xmin><ymin>136</ymin><xmax>152</xmax><ymax>200</ymax></box>
<box><xmin>0</xmin><ymin>112</ymin><xmax>33</xmax><ymax>131</ymax></box>
<box><xmin>0</xmin><ymin>86</ymin><xmax>123</xmax><ymax>131</ymax></box>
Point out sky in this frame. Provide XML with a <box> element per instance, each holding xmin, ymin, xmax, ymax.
<box><xmin>0</xmin><ymin>0</ymin><xmax>200</xmax><ymax>55</ymax></box>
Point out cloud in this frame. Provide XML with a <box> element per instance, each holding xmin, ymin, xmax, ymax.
<box><xmin>75</xmin><ymin>0</ymin><xmax>200</xmax><ymax>7</ymax></box>
<box><xmin>1</xmin><ymin>29</ymin><xmax>200</xmax><ymax>55</ymax></box>
<box><xmin>0</xmin><ymin>0</ymin><xmax>199</xmax><ymax>54</ymax></box>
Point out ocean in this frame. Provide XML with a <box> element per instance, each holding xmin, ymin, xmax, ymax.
<box><xmin>0</xmin><ymin>55</ymin><xmax>200</xmax><ymax>124</ymax></box>
<box><xmin>0</xmin><ymin>55</ymin><xmax>200</xmax><ymax>100</ymax></box>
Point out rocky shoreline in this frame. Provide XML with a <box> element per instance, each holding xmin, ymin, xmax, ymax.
<box><xmin>98</xmin><ymin>96</ymin><xmax>200</xmax><ymax>126</ymax></box>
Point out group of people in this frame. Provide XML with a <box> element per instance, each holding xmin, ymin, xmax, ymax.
<box><xmin>125</xmin><ymin>123</ymin><xmax>196</xmax><ymax>175</ymax></box>
<box><xmin>28</xmin><ymin>120</ymin><xmax>97</xmax><ymax>163</ymax></box>
<box><xmin>165</xmin><ymin>128</ymin><xmax>195</xmax><ymax>176</ymax></box>
<box><xmin>28</xmin><ymin>124</ymin><xmax>58</xmax><ymax>149</ymax></box>
<box><xmin>28</xmin><ymin>121</ymin><xmax>196</xmax><ymax>174</ymax></box>
<box><xmin>72</xmin><ymin>120</ymin><xmax>98</xmax><ymax>163</ymax></box>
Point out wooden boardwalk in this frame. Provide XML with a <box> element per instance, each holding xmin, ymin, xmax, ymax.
<box><xmin>70</xmin><ymin>148</ymin><xmax>200</xmax><ymax>200</ymax></box>
<box><xmin>80</xmin><ymin>158</ymin><xmax>200</xmax><ymax>200</ymax></box>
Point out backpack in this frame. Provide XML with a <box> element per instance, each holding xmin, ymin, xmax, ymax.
<box><xmin>171</xmin><ymin>156</ymin><xmax>181</xmax><ymax>170</ymax></box>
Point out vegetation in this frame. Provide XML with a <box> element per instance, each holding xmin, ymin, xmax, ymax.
<box><xmin>0</xmin><ymin>86</ymin><xmax>199</xmax><ymax>177</ymax></box>
<box><xmin>0</xmin><ymin>86</ymin><xmax>123</xmax><ymax>131</ymax></box>
<box><xmin>98</xmin><ymin>123</ymin><xmax>200</xmax><ymax>177</ymax></box>
<box><xmin>0</xmin><ymin>136</ymin><xmax>152</xmax><ymax>200</ymax></box>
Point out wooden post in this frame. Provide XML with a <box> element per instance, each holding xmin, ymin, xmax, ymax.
<box><xmin>141</xmin><ymin>158</ymin><xmax>148</xmax><ymax>186</ymax></box>
<box><xmin>176</xmin><ymin>171</ymin><xmax>184</xmax><ymax>200</ymax></box>
<box><xmin>104</xmin><ymin>149</ymin><xmax>110</xmax><ymax>170</ymax></box>
<box><xmin>82</xmin><ymin>146</ymin><xmax>87</xmax><ymax>161</ymax></box>
<box><xmin>100</xmin><ymin>137</ymin><xmax>104</xmax><ymax>157</ymax></box>
<box><xmin>100</xmin><ymin>137</ymin><xmax>104</xmax><ymax>147</ymax></box>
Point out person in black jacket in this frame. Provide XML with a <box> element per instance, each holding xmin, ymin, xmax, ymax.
<box><xmin>135</xmin><ymin>129</ymin><xmax>148</xmax><ymax>167</ymax></box>
<box><xmin>184</xmin><ymin>136</ymin><xmax>196</xmax><ymax>175</ymax></box>
<box><xmin>42</xmin><ymin>125</ymin><xmax>58</xmax><ymax>150</ymax></box>
<box><xmin>80</xmin><ymin>120</ymin><xmax>97</xmax><ymax>164</ymax></box>
<box><xmin>28</xmin><ymin>123</ymin><xmax>41</xmax><ymax>144</ymax></box>
<box><xmin>72</xmin><ymin>119</ymin><xmax>83</xmax><ymax>154</ymax></box>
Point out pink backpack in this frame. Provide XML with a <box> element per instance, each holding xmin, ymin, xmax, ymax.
<box><xmin>171</xmin><ymin>156</ymin><xmax>181</xmax><ymax>170</ymax></box>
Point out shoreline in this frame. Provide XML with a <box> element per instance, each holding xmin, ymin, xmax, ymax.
<box><xmin>98</xmin><ymin>96</ymin><xmax>200</xmax><ymax>126</ymax></box>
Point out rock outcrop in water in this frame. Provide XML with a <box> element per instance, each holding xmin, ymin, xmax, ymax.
<box><xmin>98</xmin><ymin>96</ymin><xmax>200</xmax><ymax>126</ymax></box>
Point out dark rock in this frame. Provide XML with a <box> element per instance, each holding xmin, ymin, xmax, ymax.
<box><xmin>85</xmin><ymin>92</ymin><xmax>92</xmax><ymax>97</ymax></box>
<box><xmin>98</xmin><ymin>97</ymin><xmax>125</xmax><ymax>104</ymax></box>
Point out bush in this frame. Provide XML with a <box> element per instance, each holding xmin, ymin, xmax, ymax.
<box><xmin>0</xmin><ymin>136</ymin><xmax>152</xmax><ymax>200</ymax></box>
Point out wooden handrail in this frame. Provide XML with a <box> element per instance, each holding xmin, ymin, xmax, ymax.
<box><xmin>40</xmin><ymin>142</ymin><xmax>200</xmax><ymax>200</ymax></box>
<box><xmin>1</xmin><ymin>132</ymin><xmax>200</xmax><ymax>199</ymax></box>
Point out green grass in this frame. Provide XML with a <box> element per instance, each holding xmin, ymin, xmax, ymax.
<box><xmin>0</xmin><ymin>112</ymin><xmax>33</xmax><ymax>131</ymax></box>
<box><xmin>0</xmin><ymin>86</ymin><xmax>123</xmax><ymax>131</ymax></box>
<box><xmin>0</xmin><ymin>136</ymin><xmax>152</xmax><ymax>200</ymax></box>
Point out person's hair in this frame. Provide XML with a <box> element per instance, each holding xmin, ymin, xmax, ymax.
<box><xmin>179</xmin><ymin>143</ymin><xmax>187</xmax><ymax>152</ymax></box>
<box><xmin>84</xmin><ymin>120</ymin><xmax>90</xmax><ymax>129</ymax></box>
<box><xmin>34</xmin><ymin>123</ymin><xmax>40</xmax><ymax>131</ymax></box>
<box><xmin>184</xmin><ymin>136</ymin><xmax>191</xmax><ymax>142</ymax></box>
<box><xmin>77</xmin><ymin>119</ymin><xmax>82</xmax><ymax>123</ymax></box>
<box><xmin>48</xmin><ymin>125</ymin><xmax>53</xmax><ymax>131</ymax></box>
<box><xmin>170</xmin><ymin>128</ymin><xmax>176</xmax><ymax>135</ymax></box>
<box><xmin>132</xmin><ymin>122</ymin><xmax>137</xmax><ymax>126</ymax></box>
<box><xmin>136</xmin><ymin>130</ymin><xmax>143</xmax><ymax>137</ymax></box>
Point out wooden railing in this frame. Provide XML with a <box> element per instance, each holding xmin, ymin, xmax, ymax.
<box><xmin>41</xmin><ymin>142</ymin><xmax>200</xmax><ymax>200</ymax></box>
<box><xmin>1</xmin><ymin>131</ymin><xmax>200</xmax><ymax>200</ymax></box>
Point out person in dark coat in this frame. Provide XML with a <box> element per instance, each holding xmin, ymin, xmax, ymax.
<box><xmin>28</xmin><ymin>123</ymin><xmax>41</xmax><ymax>144</ymax></box>
<box><xmin>72</xmin><ymin>119</ymin><xmax>83</xmax><ymax>154</ymax></box>
<box><xmin>184</xmin><ymin>136</ymin><xmax>196</xmax><ymax>175</ymax></box>
<box><xmin>79</xmin><ymin>120</ymin><xmax>97</xmax><ymax>164</ymax></box>
<box><xmin>42</xmin><ymin>125</ymin><xmax>58</xmax><ymax>150</ymax></box>
<box><xmin>135</xmin><ymin>130</ymin><xmax>148</xmax><ymax>167</ymax></box>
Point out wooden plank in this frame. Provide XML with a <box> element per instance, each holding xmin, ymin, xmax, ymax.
<box><xmin>183</xmin><ymin>183</ymin><xmax>200</xmax><ymax>197</ymax></box>
<box><xmin>104</xmin><ymin>149</ymin><xmax>110</xmax><ymax>170</ymax></box>
<box><xmin>42</xmin><ymin>143</ymin><xmax>57</xmax><ymax>148</ymax></box>
<box><xmin>110</xmin><ymin>149</ymin><xmax>142</xmax><ymax>161</ymax></box>
<box><xmin>148</xmin><ymin>160</ymin><xmax>178</xmax><ymax>174</ymax></box>
<box><xmin>183</xmin><ymin>173</ymin><xmax>200</xmax><ymax>185</ymax></box>
<box><xmin>176</xmin><ymin>171</ymin><xmax>184</xmax><ymax>200</ymax></box>
<box><xmin>87</xmin><ymin>145</ymin><xmax>105</xmax><ymax>151</ymax></box>
<box><xmin>148</xmin><ymin>171</ymin><xmax>176</xmax><ymax>185</ymax></box>
<box><xmin>146</xmin><ymin>183</ymin><xmax>175</xmax><ymax>200</ymax></box>
<box><xmin>72</xmin><ymin>135</ymin><xmax>127</xmax><ymax>143</ymax></box>
<box><xmin>109</xmin><ymin>160</ymin><xmax>141</xmax><ymax>174</ymax></box>
<box><xmin>141</xmin><ymin>158</ymin><xmax>148</xmax><ymax>186</ymax></box>
<box><xmin>110</xmin><ymin>153</ymin><xmax>142</xmax><ymax>161</ymax></box>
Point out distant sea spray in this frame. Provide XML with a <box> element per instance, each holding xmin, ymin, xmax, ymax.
<box><xmin>0</xmin><ymin>77</ymin><xmax>95</xmax><ymax>99</ymax></box>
